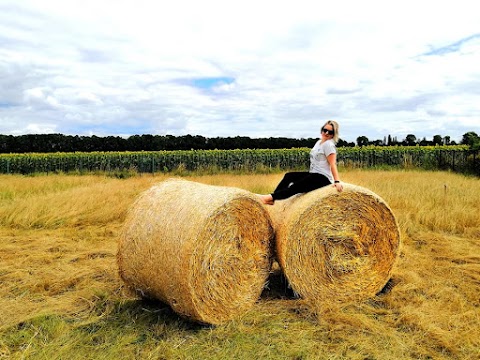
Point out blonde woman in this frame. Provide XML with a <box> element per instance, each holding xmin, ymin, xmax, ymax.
<box><xmin>258</xmin><ymin>120</ymin><xmax>343</xmax><ymax>205</ymax></box>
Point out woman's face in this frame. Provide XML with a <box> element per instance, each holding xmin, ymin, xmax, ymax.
<box><xmin>321</xmin><ymin>123</ymin><xmax>335</xmax><ymax>140</ymax></box>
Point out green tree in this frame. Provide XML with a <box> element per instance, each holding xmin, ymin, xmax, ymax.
<box><xmin>404</xmin><ymin>134</ymin><xmax>417</xmax><ymax>146</ymax></box>
<box><xmin>356</xmin><ymin>136</ymin><xmax>369</xmax><ymax>147</ymax></box>
<box><xmin>462</xmin><ymin>131</ymin><xmax>480</xmax><ymax>147</ymax></box>
<box><xmin>419</xmin><ymin>137</ymin><xmax>430</xmax><ymax>146</ymax></box>
<box><xmin>433</xmin><ymin>135</ymin><xmax>443</xmax><ymax>145</ymax></box>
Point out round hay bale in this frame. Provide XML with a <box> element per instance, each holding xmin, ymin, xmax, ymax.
<box><xmin>117</xmin><ymin>178</ymin><xmax>274</xmax><ymax>325</ymax></box>
<box><xmin>266</xmin><ymin>183</ymin><xmax>401</xmax><ymax>303</ymax></box>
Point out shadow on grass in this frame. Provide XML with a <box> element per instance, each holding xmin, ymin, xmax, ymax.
<box><xmin>84</xmin><ymin>266</ymin><xmax>299</xmax><ymax>332</ymax></box>
<box><xmin>108</xmin><ymin>268</ymin><xmax>298</xmax><ymax>329</ymax></box>
<box><xmin>261</xmin><ymin>268</ymin><xmax>297</xmax><ymax>300</ymax></box>
<box><xmin>91</xmin><ymin>295</ymin><xmax>208</xmax><ymax>332</ymax></box>
<box><xmin>85</xmin><ymin>268</ymin><xmax>396</xmax><ymax>332</ymax></box>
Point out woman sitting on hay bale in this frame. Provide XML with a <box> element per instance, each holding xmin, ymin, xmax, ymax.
<box><xmin>258</xmin><ymin>120</ymin><xmax>343</xmax><ymax>205</ymax></box>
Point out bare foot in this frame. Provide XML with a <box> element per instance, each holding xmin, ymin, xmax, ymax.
<box><xmin>257</xmin><ymin>194</ymin><xmax>274</xmax><ymax>205</ymax></box>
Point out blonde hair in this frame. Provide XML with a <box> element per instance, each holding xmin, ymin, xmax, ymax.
<box><xmin>321</xmin><ymin>120</ymin><xmax>340</xmax><ymax>143</ymax></box>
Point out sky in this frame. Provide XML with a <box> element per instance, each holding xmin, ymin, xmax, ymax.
<box><xmin>0</xmin><ymin>0</ymin><xmax>479</xmax><ymax>143</ymax></box>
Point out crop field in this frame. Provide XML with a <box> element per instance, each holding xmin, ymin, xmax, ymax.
<box><xmin>0</xmin><ymin>169</ymin><xmax>479</xmax><ymax>359</ymax></box>
<box><xmin>0</xmin><ymin>146</ymin><xmax>478</xmax><ymax>176</ymax></box>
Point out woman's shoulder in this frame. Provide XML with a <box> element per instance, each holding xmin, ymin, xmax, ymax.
<box><xmin>321</xmin><ymin>139</ymin><xmax>336</xmax><ymax>147</ymax></box>
<box><xmin>322</xmin><ymin>139</ymin><xmax>337</xmax><ymax>153</ymax></box>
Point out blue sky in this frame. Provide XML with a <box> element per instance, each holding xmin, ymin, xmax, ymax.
<box><xmin>190</xmin><ymin>77</ymin><xmax>235</xmax><ymax>91</ymax></box>
<box><xmin>0</xmin><ymin>0</ymin><xmax>479</xmax><ymax>143</ymax></box>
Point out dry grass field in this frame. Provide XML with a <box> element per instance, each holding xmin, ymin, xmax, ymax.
<box><xmin>0</xmin><ymin>170</ymin><xmax>479</xmax><ymax>359</ymax></box>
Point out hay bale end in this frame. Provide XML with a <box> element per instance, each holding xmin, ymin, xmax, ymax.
<box><xmin>267</xmin><ymin>183</ymin><xmax>401</xmax><ymax>303</ymax></box>
<box><xmin>118</xmin><ymin>178</ymin><xmax>274</xmax><ymax>325</ymax></box>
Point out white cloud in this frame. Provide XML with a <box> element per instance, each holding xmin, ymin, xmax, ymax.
<box><xmin>0</xmin><ymin>0</ymin><xmax>479</xmax><ymax>143</ymax></box>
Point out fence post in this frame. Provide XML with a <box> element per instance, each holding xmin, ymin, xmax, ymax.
<box><xmin>474</xmin><ymin>150</ymin><xmax>479</xmax><ymax>176</ymax></box>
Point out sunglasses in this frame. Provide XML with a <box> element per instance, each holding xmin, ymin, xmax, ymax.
<box><xmin>322</xmin><ymin>128</ymin><xmax>334</xmax><ymax>135</ymax></box>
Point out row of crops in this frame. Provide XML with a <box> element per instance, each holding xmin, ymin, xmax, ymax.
<box><xmin>0</xmin><ymin>146</ymin><xmax>478</xmax><ymax>175</ymax></box>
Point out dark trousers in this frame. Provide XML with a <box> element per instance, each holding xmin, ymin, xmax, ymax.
<box><xmin>271</xmin><ymin>172</ymin><xmax>331</xmax><ymax>201</ymax></box>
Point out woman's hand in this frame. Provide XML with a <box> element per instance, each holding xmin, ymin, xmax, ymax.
<box><xmin>333</xmin><ymin>181</ymin><xmax>343</xmax><ymax>192</ymax></box>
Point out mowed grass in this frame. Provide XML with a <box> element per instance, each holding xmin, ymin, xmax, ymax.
<box><xmin>0</xmin><ymin>170</ymin><xmax>479</xmax><ymax>360</ymax></box>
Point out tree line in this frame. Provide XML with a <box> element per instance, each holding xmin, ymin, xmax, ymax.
<box><xmin>0</xmin><ymin>132</ymin><xmax>478</xmax><ymax>153</ymax></box>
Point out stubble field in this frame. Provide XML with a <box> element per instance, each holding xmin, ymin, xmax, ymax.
<box><xmin>0</xmin><ymin>169</ymin><xmax>479</xmax><ymax>359</ymax></box>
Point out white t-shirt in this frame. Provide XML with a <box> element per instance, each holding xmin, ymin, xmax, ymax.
<box><xmin>309</xmin><ymin>139</ymin><xmax>336</xmax><ymax>183</ymax></box>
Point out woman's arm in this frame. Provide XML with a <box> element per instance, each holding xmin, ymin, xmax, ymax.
<box><xmin>327</xmin><ymin>152</ymin><xmax>343</xmax><ymax>192</ymax></box>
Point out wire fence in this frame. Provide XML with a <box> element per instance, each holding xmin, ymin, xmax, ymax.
<box><xmin>0</xmin><ymin>147</ymin><xmax>478</xmax><ymax>176</ymax></box>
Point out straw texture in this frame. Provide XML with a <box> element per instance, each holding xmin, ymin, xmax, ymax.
<box><xmin>267</xmin><ymin>183</ymin><xmax>401</xmax><ymax>303</ymax></box>
<box><xmin>117</xmin><ymin>178</ymin><xmax>274</xmax><ymax>325</ymax></box>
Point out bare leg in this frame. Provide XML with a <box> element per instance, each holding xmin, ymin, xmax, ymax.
<box><xmin>257</xmin><ymin>194</ymin><xmax>274</xmax><ymax>205</ymax></box>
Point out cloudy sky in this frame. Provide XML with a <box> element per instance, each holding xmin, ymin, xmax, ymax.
<box><xmin>1</xmin><ymin>0</ymin><xmax>479</xmax><ymax>143</ymax></box>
